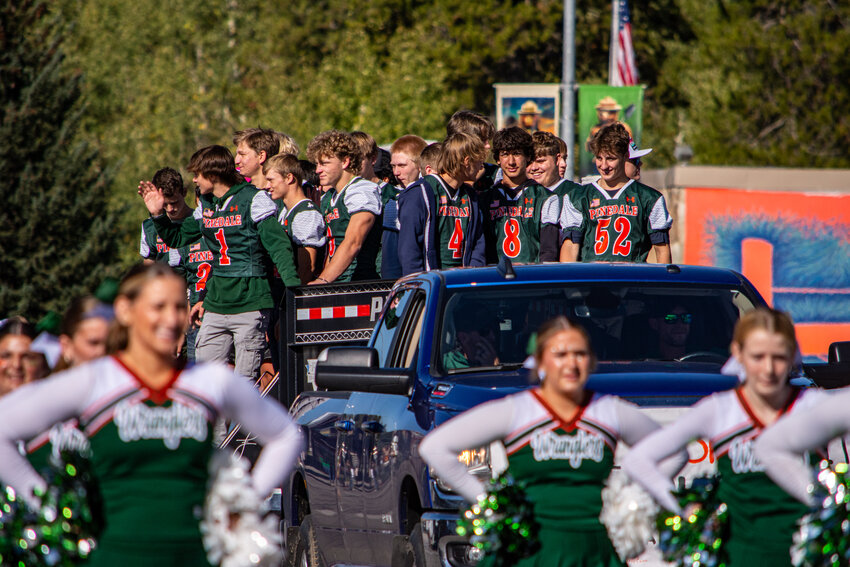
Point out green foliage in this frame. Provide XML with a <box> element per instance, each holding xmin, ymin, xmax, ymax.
<box><xmin>0</xmin><ymin>0</ymin><xmax>122</xmax><ymax>320</ymax></box>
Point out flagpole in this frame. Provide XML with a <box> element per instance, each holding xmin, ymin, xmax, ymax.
<box><xmin>608</xmin><ymin>0</ymin><xmax>619</xmax><ymax>85</ymax></box>
<box><xmin>561</xmin><ymin>0</ymin><xmax>576</xmax><ymax>180</ymax></box>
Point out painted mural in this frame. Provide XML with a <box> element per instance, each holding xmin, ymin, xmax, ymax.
<box><xmin>683</xmin><ymin>187</ymin><xmax>850</xmax><ymax>359</ymax></box>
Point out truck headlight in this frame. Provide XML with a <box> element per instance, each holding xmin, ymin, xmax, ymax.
<box><xmin>432</xmin><ymin>447</ymin><xmax>491</xmax><ymax>493</ymax></box>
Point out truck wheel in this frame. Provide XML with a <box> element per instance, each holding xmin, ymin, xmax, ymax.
<box><xmin>391</xmin><ymin>522</ymin><xmax>426</xmax><ymax>567</ymax></box>
<box><xmin>293</xmin><ymin>515</ymin><xmax>325</xmax><ymax>567</ymax></box>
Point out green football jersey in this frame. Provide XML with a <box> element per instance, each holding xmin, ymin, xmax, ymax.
<box><xmin>485</xmin><ymin>181</ymin><xmax>560</xmax><ymax>263</ymax></box>
<box><xmin>195</xmin><ymin>182</ymin><xmax>276</xmax><ymax>278</ymax></box>
<box><xmin>178</xmin><ymin>238</ymin><xmax>214</xmax><ymax>307</ymax></box>
<box><xmin>562</xmin><ymin>180</ymin><xmax>672</xmax><ymax>262</ymax></box>
<box><xmin>423</xmin><ymin>175</ymin><xmax>474</xmax><ymax>269</ymax></box>
<box><xmin>320</xmin><ymin>176</ymin><xmax>382</xmax><ymax>282</ymax></box>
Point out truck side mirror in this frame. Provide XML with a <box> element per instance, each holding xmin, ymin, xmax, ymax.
<box><xmin>828</xmin><ymin>341</ymin><xmax>850</xmax><ymax>364</ymax></box>
<box><xmin>315</xmin><ymin>346</ymin><xmax>412</xmax><ymax>395</ymax></box>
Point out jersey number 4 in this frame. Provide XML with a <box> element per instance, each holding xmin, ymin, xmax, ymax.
<box><xmin>447</xmin><ymin>219</ymin><xmax>464</xmax><ymax>259</ymax></box>
<box><xmin>594</xmin><ymin>217</ymin><xmax>632</xmax><ymax>257</ymax></box>
<box><xmin>214</xmin><ymin>228</ymin><xmax>231</xmax><ymax>265</ymax></box>
<box><xmin>502</xmin><ymin>218</ymin><xmax>521</xmax><ymax>258</ymax></box>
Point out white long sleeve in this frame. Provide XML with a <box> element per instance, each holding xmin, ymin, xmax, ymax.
<box><xmin>622</xmin><ymin>397</ymin><xmax>718</xmax><ymax>512</ymax></box>
<box><xmin>419</xmin><ymin>396</ymin><xmax>516</xmax><ymax>502</ymax></box>
<box><xmin>219</xmin><ymin>372</ymin><xmax>303</xmax><ymax>496</ymax></box>
<box><xmin>0</xmin><ymin>366</ymin><xmax>94</xmax><ymax>503</ymax></box>
<box><xmin>755</xmin><ymin>389</ymin><xmax>849</xmax><ymax>505</ymax></box>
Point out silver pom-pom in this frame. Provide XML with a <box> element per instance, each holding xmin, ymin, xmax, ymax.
<box><xmin>201</xmin><ymin>452</ymin><xmax>283</xmax><ymax>567</ymax></box>
<box><xmin>600</xmin><ymin>469</ymin><xmax>659</xmax><ymax>561</ymax></box>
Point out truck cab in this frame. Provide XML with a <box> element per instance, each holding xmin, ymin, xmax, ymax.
<box><xmin>283</xmin><ymin>262</ymin><xmax>779</xmax><ymax>567</ymax></box>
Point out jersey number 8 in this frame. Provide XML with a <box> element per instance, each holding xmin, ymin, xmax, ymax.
<box><xmin>502</xmin><ymin>218</ymin><xmax>522</xmax><ymax>258</ymax></box>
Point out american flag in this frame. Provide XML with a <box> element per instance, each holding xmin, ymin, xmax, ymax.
<box><xmin>611</xmin><ymin>0</ymin><xmax>638</xmax><ymax>86</ymax></box>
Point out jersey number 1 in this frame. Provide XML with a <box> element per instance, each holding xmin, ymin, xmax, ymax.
<box><xmin>447</xmin><ymin>219</ymin><xmax>464</xmax><ymax>259</ymax></box>
<box><xmin>214</xmin><ymin>228</ymin><xmax>231</xmax><ymax>265</ymax></box>
<box><xmin>502</xmin><ymin>219</ymin><xmax>521</xmax><ymax>258</ymax></box>
<box><xmin>594</xmin><ymin>217</ymin><xmax>632</xmax><ymax>256</ymax></box>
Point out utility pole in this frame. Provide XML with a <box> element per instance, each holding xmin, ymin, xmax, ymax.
<box><xmin>561</xmin><ymin>0</ymin><xmax>576</xmax><ymax>180</ymax></box>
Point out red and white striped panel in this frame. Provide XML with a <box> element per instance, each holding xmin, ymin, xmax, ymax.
<box><xmin>296</xmin><ymin>304</ymin><xmax>372</xmax><ymax>320</ymax></box>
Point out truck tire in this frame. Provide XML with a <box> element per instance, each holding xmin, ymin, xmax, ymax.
<box><xmin>293</xmin><ymin>515</ymin><xmax>325</xmax><ymax>567</ymax></box>
<box><xmin>391</xmin><ymin>522</ymin><xmax>426</xmax><ymax>567</ymax></box>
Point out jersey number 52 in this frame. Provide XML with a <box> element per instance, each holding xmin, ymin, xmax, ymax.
<box><xmin>594</xmin><ymin>217</ymin><xmax>632</xmax><ymax>257</ymax></box>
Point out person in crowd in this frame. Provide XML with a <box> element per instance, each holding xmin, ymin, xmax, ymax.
<box><xmin>0</xmin><ymin>263</ymin><xmax>303</xmax><ymax>566</ymax></box>
<box><xmin>390</xmin><ymin>135</ymin><xmax>428</xmax><ymax>189</ymax></box>
<box><xmin>274</xmin><ymin>131</ymin><xmax>300</xmax><ymax>157</ymax></box>
<box><xmin>441</xmin><ymin>302</ymin><xmax>500</xmax><ymax>370</ymax></box>
<box><xmin>141</xmin><ymin>145</ymin><xmax>300</xmax><ymax>382</ymax></box>
<box><xmin>264</xmin><ymin>153</ymin><xmax>327</xmax><ymax>284</ymax></box>
<box><xmin>139</xmin><ymin>167</ymin><xmax>192</xmax><ymax>267</ymax></box>
<box><xmin>556</xmin><ymin>136</ymin><xmax>568</xmax><ymax>179</ymax></box>
<box><xmin>446</xmin><ymin>109</ymin><xmax>499</xmax><ymax>193</ymax></box>
<box><xmin>397</xmin><ymin>132</ymin><xmax>487</xmax><ymax>275</ymax></box>
<box><xmin>0</xmin><ymin>317</ymin><xmax>48</xmax><ymax>397</ymax></box>
<box><xmin>624</xmin><ymin>308</ymin><xmax>826</xmax><ymax>567</ymax></box>
<box><xmin>484</xmin><ymin>126</ymin><xmax>561</xmax><ymax>263</ymax></box>
<box><xmin>421</xmin><ymin>316</ymin><xmax>681</xmax><ymax>566</ymax></box>
<box><xmin>306</xmin><ymin>130</ymin><xmax>382</xmax><ymax>283</ymax></box>
<box><xmin>559</xmin><ymin>123</ymin><xmax>673</xmax><ymax>263</ymax></box>
<box><xmin>419</xmin><ymin>142</ymin><xmax>442</xmax><ymax>177</ymax></box>
<box><xmin>54</xmin><ymin>295</ymin><xmax>113</xmax><ymax>372</ymax></box>
<box><xmin>233</xmin><ymin>127</ymin><xmax>280</xmax><ymax>190</ymax></box>
<box><xmin>625</xmin><ymin>138</ymin><xmax>652</xmax><ymax>181</ymax></box>
<box><xmin>529</xmin><ymin>131</ymin><xmax>583</xmax><ymax>198</ymax></box>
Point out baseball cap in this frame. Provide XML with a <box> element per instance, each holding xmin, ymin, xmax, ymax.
<box><xmin>628</xmin><ymin>139</ymin><xmax>652</xmax><ymax>160</ymax></box>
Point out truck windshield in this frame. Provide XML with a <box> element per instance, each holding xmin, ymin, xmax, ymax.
<box><xmin>439</xmin><ymin>283</ymin><xmax>758</xmax><ymax>373</ymax></box>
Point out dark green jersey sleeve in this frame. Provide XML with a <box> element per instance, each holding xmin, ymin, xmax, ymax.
<box><xmin>258</xmin><ymin>216</ymin><xmax>301</xmax><ymax>287</ymax></box>
<box><xmin>151</xmin><ymin>210</ymin><xmax>203</xmax><ymax>249</ymax></box>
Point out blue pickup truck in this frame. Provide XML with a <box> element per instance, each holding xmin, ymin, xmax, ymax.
<box><xmin>280</xmin><ymin>262</ymin><xmax>813</xmax><ymax>567</ymax></box>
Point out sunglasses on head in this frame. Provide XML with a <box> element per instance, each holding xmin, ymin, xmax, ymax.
<box><xmin>664</xmin><ymin>313</ymin><xmax>692</xmax><ymax>324</ymax></box>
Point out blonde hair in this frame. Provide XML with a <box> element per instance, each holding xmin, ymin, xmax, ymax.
<box><xmin>438</xmin><ymin>132</ymin><xmax>486</xmax><ymax>180</ymax></box>
<box><xmin>106</xmin><ymin>264</ymin><xmax>185</xmax><ymax>354</ymax></box>
<box><xmin>275</xmin><ymin>131</ymin><xmax>300</xmax><ymax>157</ymax></box>
<box><xmin>732</xmin><ymin>308</ymin><xmax>797</xmax><ymax>355</ymax></box>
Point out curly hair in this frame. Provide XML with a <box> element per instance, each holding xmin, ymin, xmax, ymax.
<box><xmin>531</xmin><ymin>131</ymin><xmax>561</xmax><ymax>159</ymax></box>
<box><xmin>306</xmin><ymin>130</ymin><xmax>362</xmax><ymax>174</ymax></box>
<box><xmin>588</xmin><ymin>122</ymin><xmax>630</xmax><ymax>158</ymax></box>
<box><xmin>493</xmin><ymin>126</ymin><xmax>534</xmax><ymax>162</ymax></box>
<box><xmin>152</xmin><ymin>167</ymin><xmax>185</xmax><ymax>198</ymax></box>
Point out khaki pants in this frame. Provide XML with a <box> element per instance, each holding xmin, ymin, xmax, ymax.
<box><xmin>195</xmin><ymin>309</ymin><xmax>270</xmax><ymax>380</ymax></box>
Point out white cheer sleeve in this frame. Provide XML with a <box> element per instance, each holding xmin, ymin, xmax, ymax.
<box><xmin>419</xmin><ymin>396</ymin><xmax>516</xmax><ymax>502</ymax></box>
<box><xmin>0</xmin><ymin>366</ymin><xmax>94</xmax><ymax>505</ymax></box>
<box><xmin>622</xmin><ymin>396</ymin><xmax>719</xmax><ymax>512</ymax></box>
<box><xmin>755</xmin><ymin>389</ymin><xmax>848</xmax><ymax>505</ymax></box>
<box><xmin>219</xmin><ymin>373</ymin><xmax>304</xmax><ymax>496</ymax></box>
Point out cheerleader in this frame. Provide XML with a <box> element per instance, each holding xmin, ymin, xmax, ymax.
<box><xmin>755</xmin><ymin>385</ymin><xmax>848</xmax><ymax>505</ymax></box>
<box><xmin>623</xmin><ymin>308</ymin><xmax>826</xmax><ymax>566</ymax></box>
<box><xmin>420</xmin><ymin>316</ymin><xmax>681</xmax><ymax>567</ymax></box>
<box><xmin>0</xmin><ymin>263</ymin><xmax>303</xmax><ymax>566</ymax></box>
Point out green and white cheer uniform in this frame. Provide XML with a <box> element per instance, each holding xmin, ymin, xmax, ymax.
<box><xmin>0</xmin><ymin>356</ymin><xmax>302</xmax><ymax>567</ymax></box>
<box><xmin>560</xmin><ymin>179</ymin><xmax>672</xmax><ymax>262</ymax></box>
<box><xmin>420</xmin><ymin>389</ymin><xmax>669</xmax><ymax>567</ymax></box>
<box><xmin>624</xmin><ymin>386</ymin><xmax>827</xmax><ymax>566</ymax></box>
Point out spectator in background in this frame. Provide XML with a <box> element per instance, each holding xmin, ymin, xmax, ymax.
<box><xmin>139</xmin><ymin>167</ymin><xmax>192</xmax><ymax>267</ymax></box>
<box><xmin>307</xmin><ymin>130</ymin><xmax>382</xmax><ymax>283</ymax></box>
<box><xmin>233</xmin><ymin>127</ymin><xmax>280</xmax><ymax>190</ymax></box>
<box><xmin>54</xmin><ymin>296</ymin><xmax>113</xmax><ymax>372</ymax></box>
<box><xmin>275</xmin><ymin>131</ymin><xmax>300</xmax><ymax>157</ymax></box>
<box><xmin>0</xmin><ymin>317</ymin><xmax>48</xmax><ymax>397</ymax></box>
<box><xmin>446</xmin><ymin>110</ymin><xmax>499</xmax><ymax>193</ymax></box>
<box><xmin>419</xmin><ymin>142</ymin><xmax>442</xmax><ymax>177</ymax></box>
<box><xmin>625</xmin><ymin>138</ymin><xmax>652</xmax><ymax>181</ymax></box>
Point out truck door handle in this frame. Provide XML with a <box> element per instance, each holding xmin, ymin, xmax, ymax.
<box><xmin>360</xmin><ymin>420</ymin><xmax>384</xmax><ymax>433</ymax></box>
<box><xmin>334</xmin><ymin>419</ymin><xmax>355</xmax><ymax>432</ymax></box>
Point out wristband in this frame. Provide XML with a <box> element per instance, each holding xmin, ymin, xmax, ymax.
<box><xmin>317</xmin><ymin>277</ymin><xmax>329</xmax><ymax>283</ymax></box>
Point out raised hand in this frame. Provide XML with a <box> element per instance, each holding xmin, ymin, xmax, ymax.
<box><xmin>138</xmin><ymin>180</ymin><xmax>165</xmax><ymax>216</ymax></box>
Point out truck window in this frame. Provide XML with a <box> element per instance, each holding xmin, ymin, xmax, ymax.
<box><xmin>439</xmin><ymin>283</ymin><xmax>759</xmax><ymax>373</ymax></box>
<box><xmin>371</xmin><ymin>287</ymin><xmax>417</xmax><ymax>367</ymax></box>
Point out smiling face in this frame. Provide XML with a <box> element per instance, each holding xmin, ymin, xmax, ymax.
<box><xmin>528</xmin><ymin>154</ymin><xmax>560</xmax><ymax>187</ymax></box>
<box><xmin>0</xmin><ymin>334</ymin><xmax>46</xmax><ymax>396</ymax></box>
<box><xmin>734</xmin><ymin>328</ymin><xmax>793</xmax><ymax>403</ymax></box>
<box><xmin>265</xmin><ymin>169</ymin><xmax>290</xmax><ymax>200</ymax></box>
<box><xmin>538</xmin><ymin>328</ymin><xmax>593</xmax><ymax>401</ymax></box>
<box><xmin>62</xmin><ymin>317</ymin><xmax>110</xmax><ymax>366</ymax></box>
<box><xmin>235</xmin><ymin>142</ymin><xmax>264</xmax><ymax>179</ymax></box>
<box><xmin>594</xmin><ymin>151</ymin><xmax>627</xmax><ymax>187</ymax></box>
<box><xmin>116</xmin><ymin>275</ymin><xmax>188</xmax><ymax>360</ymax></box>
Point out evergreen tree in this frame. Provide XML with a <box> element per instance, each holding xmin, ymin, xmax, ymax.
<box><xmin>0</xmin><ymin>0</ymin><xmax>121</xmax><ymax>320</ymax></box>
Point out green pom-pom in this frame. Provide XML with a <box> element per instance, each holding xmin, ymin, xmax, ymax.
<box><xmin>455</xmin><ymin>474</ymin><xmax>540</xmax><ymax>567</ymax></box>
<box><xmin>0</xmin><ymin>451</ymin><xmax>102</xmax><ymax>566</ymax></box>
<box><xmin>656</xmin><ymin>476</ymin><xmax>729</xmax><ymax>567</ymax></box>
<box><xmin>792</xmin><ymin>459</ymin><xmax>850</xmax><ymax>567</ymax></box>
